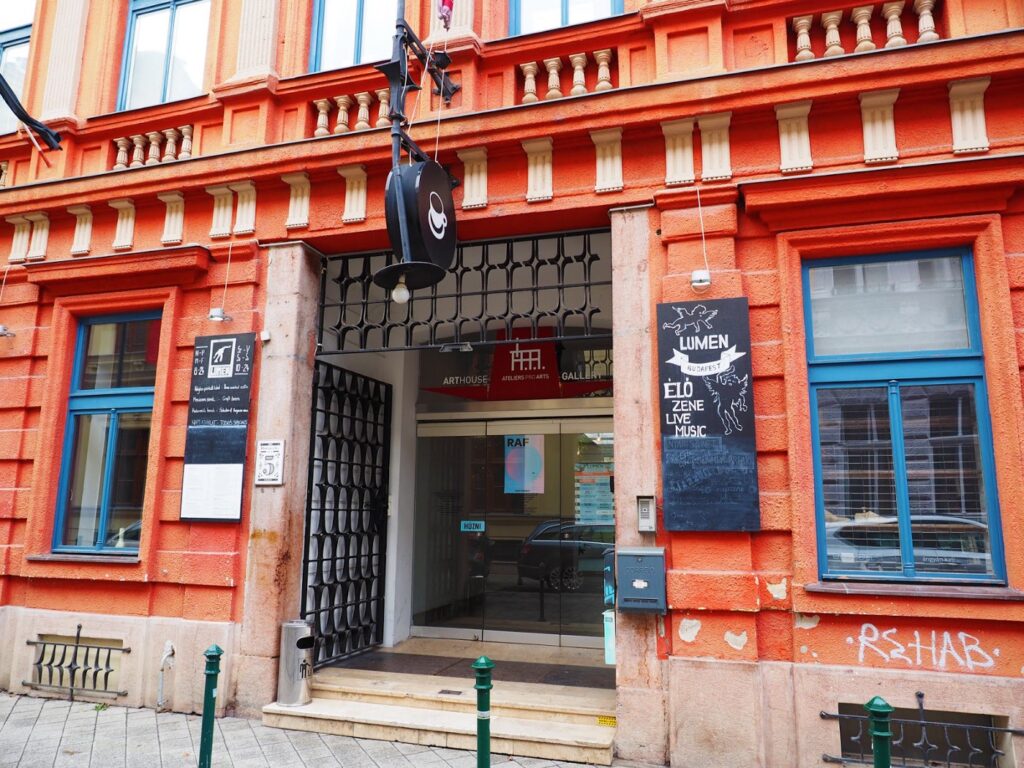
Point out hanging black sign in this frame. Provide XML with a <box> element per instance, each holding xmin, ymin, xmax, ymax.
<box><xmin>656</xmin><ymin>298</ymin><xmax>760</xmax><ymax>531</ymax></box>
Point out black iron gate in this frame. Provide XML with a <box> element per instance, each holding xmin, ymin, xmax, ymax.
<box><xmin>301</xmin><ymin>360</ymin><xmax>392</xmax><ymax>667</ymax></box>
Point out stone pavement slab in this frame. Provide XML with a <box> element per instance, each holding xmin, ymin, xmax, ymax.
<box><xmin>0</xmin><ymin>694</ymin><xmax>606</xmax><ymax>768</ymax></box>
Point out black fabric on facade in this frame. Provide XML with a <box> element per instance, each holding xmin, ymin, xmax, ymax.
<box><xmin>0</xmin><ymin>73</ymin><xmax>62</xmax><ymax>151</ymax></box>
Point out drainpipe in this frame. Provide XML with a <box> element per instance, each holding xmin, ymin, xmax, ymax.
<box><xmin>157</xmin><ymin>641</ymin><xmax>175</xmax><ymax>710</ymax></box>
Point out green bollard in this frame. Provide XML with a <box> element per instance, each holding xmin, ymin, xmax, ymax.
<box><xmin>864</xmin><ymin>695</ymin><xmax>894</xmax><ymax>768</ymax></box>
<box><xmin>198</xmin><ymin>644</ymin><xmax>223</xmax><ymax>768</ymax></box>
<box><xmin>472</xmin><ymin>656</ymin><xmax>495</xmax><ymax>768</ymax></box>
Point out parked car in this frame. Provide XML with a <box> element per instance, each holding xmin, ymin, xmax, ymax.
<box><xmin>516</xmin><ymin>520</ymin><xmax>614</xmax><ymax>592</ymax></box>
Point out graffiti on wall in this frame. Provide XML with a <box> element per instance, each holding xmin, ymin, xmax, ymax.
<box><xmin>851</xmin><ymin>623</ymin><xmax>998</xmax><ymax>672</ymax></box>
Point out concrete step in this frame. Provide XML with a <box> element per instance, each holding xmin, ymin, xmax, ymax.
<box><xmin>262</xmin><ymin>697</ymin><xmax>615</xmax><ymax>765</ymax></box>
<box><xmin>310</xmin><ymin>668</ymin><xmax>616</xmax><ymax>725</ymax></box>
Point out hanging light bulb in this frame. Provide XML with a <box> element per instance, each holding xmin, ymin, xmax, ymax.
<box><xmin>391</xmin><ymin>275</ymin><xmax>411</xmax><ymax>305</ymax></box>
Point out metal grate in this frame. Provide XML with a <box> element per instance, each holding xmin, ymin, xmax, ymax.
<box><xmin>301</xmin><ymin>360</ymin><xmax>392</xmax><ymax>667</ymax></box>
<box><xmin>23</xmin><ymin>625</ymin><xmax>130</xmax><ymax>701</ymax></box>
<box><xmin>318</xmin><ymin>230</ymin><xmax>612</xmax><ymax>354</ymax></box>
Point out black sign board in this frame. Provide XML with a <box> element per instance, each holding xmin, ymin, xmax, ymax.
<box><xmin>180</xmin><ymin>333</ymin><xmax>256</xmax><ymax>522</ymax></box>
<box><xmin>656</xmin><ymin>298</ymin><xmax>760</xmax><ymax>531</ymax></box>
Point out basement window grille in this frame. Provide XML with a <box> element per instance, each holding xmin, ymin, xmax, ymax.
<box><xmin>24</xmin><ymin>624</ymin><xmax>130</xmax><ymax>701</ymax></box>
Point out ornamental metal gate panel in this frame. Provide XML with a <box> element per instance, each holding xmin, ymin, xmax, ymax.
<box><xmin>301</xmin><ymin>360</ymin><xmax>392</xmax><ymax>667</ymax></box>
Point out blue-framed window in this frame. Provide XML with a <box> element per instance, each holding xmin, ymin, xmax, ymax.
<box><xmin>0</xmin><ymin>4</ymin><xmax>36</xmax><ymax>135</ymax></box>
<box><xmin>119</xmin><ymin>0</ymin><xmax>210</xmax><ymax>111</ymax></box>
<box><xmin>53</xmin><ymin>313</ymin><xmax>162</xmax><ymax>554</ymax></box>
<box><xmin>510</xmin><ymin>0</ymin><xmax>624</xmax><ymax>36</ymax></box>
<box><xmin>310</xmin><ymin>0</ymin><xmax>397</xmax><ymax>73</ymax></box>
<box><xmin>804</xmin><ymin>250</ymin><xmax>1005</xmax><ymax>583</ymax></box>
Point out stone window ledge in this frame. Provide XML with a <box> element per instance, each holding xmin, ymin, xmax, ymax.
<box><xmin>806</xmin><ymin>581</ymin><xmax>1024</xmax><ymax>601</ymax></box>
<box><xmin>26</xmin><ymin>553</ymin><xmax>140</xmax><ymax>565</ymax></box>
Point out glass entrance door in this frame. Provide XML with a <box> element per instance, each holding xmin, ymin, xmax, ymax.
<box><xmin>412</xmin><ymin>418</ymin><xmax>614</xmax><ymax>647</ymax></box>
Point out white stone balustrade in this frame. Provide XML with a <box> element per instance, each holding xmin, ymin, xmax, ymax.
<box><xmin>311</xmin><ymin>94</ymin><xmax>386</xmax><ymax>137</ymax></box>
<box><xmin>112</xmin><ymin>125</ymin><xmax>193</xmax><ymax>170</ymax></box>
<box><xmin>790</xmin><ymin>1</ymin><xmax>939</xmax><ymax>61</ymax></box>
<box><xmin>543</xmin><ymin>58</ymin><xmax>563</xmax><ymax>100</ymax></box>
<box><xmin>520</xmin><ymin>50</ymin><xmax>613</xmax><ymax>105</ymax></box>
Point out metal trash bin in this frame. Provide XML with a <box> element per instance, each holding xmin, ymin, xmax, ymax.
<box><xmin>276</xmin><ymin>619</ymin><xmax>314</xmax><ymax>706</ymax></box>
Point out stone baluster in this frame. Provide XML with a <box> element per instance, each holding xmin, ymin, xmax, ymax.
<box><xmin>792</xmin><ymin>16</ymin><xmax>815</xmax><ymax>61</ymax></box>
<box><xmin>569</xmin><ymin>53</ymin><xmax>588</xmax><ymax>96</ymax></box>
<box><xmin>354</xmin><ymin>92</ymin><xmax>373</xmax><ymax>130</ymax></box>
<box><xmin>333</xmin><ymin>95</ymin><xmax>353</xmax><ymax>133</ymax></box>
<box><xmin>543</xmin><ymin>58</ymin><xmax>562</xmax><ymax>99</ymax></box>
<box><xmin>313</xmin><ymin>98</ymin><xmax>332</xmax><ymax>137</ymax></box>
<box><xmin>822</xmin><ymin>11</ymin><xmax>845</xmax><ymax>56</ymax></box>
<box><xmin>519</xmin><ymin>62</ymin><xmax>539</xmax><ymax>104</ymax></box>
<box><xmin>113</xmin><ymin>137</ymin><xmax>131</xmax><ymax>170</ymax></box>
<box><xmin>178</xmin><ymin>125</ymin><xmax>193</xmax><ymax>159</ymax></box>
<box><xmin>162</xmin><ymin>128</ymin><xmax>181</xmax><ymax>162</ymax></box>
<box><xmin>882</xmin><ymin>1</ymin><xmax>907</xmax><ymax>47</ymax></box>
<box><xmin>851</xmin><ymin>7</ymin><xmax>877</xmax><ymax>52</ymax></box>
<box><xmin>145</xmin><ymin>131</ymin><xmax>163</xmax><ymax>165</ymax></box>
<box><xmin>913</xmin><ymin>0</ymin><xmax>939</xmax><ymax>41</ymax></box>
<box><xmin>130</xmin><ymin>135</ymin><xmax>147</xmax><ymax>168</ymax></box>
<box><xmin>593</xmin><ymin>49</ymin><xmax>613</xmax><ymax>91</ymax></box>
<box><xmin>375</xmin><ymin>89</ymin><xmax>391</xmax><ymax>127</ymax></box>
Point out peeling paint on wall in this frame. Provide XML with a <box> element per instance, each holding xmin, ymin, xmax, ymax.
<box><xmin>795</xmin><ymin>613</ymin><xmax>820</xmax><ymax>630</ymax></box>
<box><xmin>766</xmin><ymin>578</ymin><xmax>787</xmax><ymax>600</ymax></box>
<box><xmin>724</xmin><ymin>630</ymin><xmax>748</xmax><ymax>650</ymax></box>
<box><xmin>678</xmin><ymin>618</ymin><xmax>702</xmax><ymax>642</ymax></box>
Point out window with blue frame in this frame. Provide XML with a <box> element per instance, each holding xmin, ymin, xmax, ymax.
<box><xmin>804</xmin><ymin>250</ymin><xmax>1005</xmax><ymax>583</ymax></box>
<box><xmin>0</xmin><ymin>3</ymin><xmax>36</xmax><ymax>135</ymax></box>
<box><xmin>54</xmin><ymin>314</ymin><xmax>161</xmax><ymax>554</ymax></box>
<box><xmin>120</xmin><ymin>0</ymin><xmax>210</xmax><ymax>111</ymax></box>
<box><xmin>510</xmin><ymin>0</ymin><xmax>624</xmax><ymax>35</ymax></box>
<box><xmin>311</xmin><ymin>0</ymin><xmax>398</xmax><ymax>73</ymax></box>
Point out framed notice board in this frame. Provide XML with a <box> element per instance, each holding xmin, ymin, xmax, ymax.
<box><xmin>656</xmin><ymin>298</ymin><xmax>760</xmax><ymax>531</ymax></box>
<box><xmin>180</xmin><ymin>333</ymin><xmax>257</xmax><ymax>522</ymax></box>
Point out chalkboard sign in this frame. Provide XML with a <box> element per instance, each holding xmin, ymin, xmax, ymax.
<box><xmin>180</xmin><ymin>333</ymin><xmax>257</xmax><ymax>522</ymax></box>
<box><xmin>657</xmin><ymin>298</ymin><xmax>760</xmax><ymax>531</ymax></box>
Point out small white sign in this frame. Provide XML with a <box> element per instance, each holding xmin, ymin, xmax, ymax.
<box><xmin>255</xmin><ymin>440</ymin><xmax>285</xmax><ymax>486</ymax></box>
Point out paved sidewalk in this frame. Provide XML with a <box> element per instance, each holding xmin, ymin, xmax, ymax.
<box><xmin>0</xmin><ymin>694</ymin><xmax>602</xmax><ymax>768</ymax></box>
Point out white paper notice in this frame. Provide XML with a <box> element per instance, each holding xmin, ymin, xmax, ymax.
<box><xmin>180</xmin><ymin>464</ymin><xmax>245</xmax><ymax>521</ymax></box>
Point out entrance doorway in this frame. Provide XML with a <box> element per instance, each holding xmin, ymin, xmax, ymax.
<box><xmin>412</xmin><ymin>417</ymin><xmax>613</xmax><ymax>647</ymax></box>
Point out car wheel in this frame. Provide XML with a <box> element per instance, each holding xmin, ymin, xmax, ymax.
<box><xmin>545</xmin><ymin>567</ymin><xmax>563</xmax><ymax>592</ymax></box>
<box><xmin>562</xmin><ymin>567</ymin><xmax>582</xmax><ymax>592</ymax></box>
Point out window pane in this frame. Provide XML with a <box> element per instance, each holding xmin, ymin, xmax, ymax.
<box><xmin>808</xmin><ymin>256</ymin><xmax>970</xmax><ymax>357</ymax></box>
<box><xmin>0</xmin><ymin>41</ymin><xmax>30</xmax><ymax>135</ymax></box>
<box><xmin>124</xmin><ymin>8</ymin><xmax>171</xmax><ymax>110</ymax></box>
<box><xmin>80</xmin><ymin>318</ymin><xmax>161</xmax><ymax>390</ymax></box>
<box><xmin>817</xmin><ymin>387</ymin><xmax>902</xmax><ymax>574</ymax></box>
<box><xmin>568</xmin><ymin>0</ymin><xmax>614</xmax><ymax>24</ymax></box>
<box><xmin>61</xmin><ymin>413</ymin><xmax>111</xmax><ymax>548</ymax></box>
<box><xmin>359</xmin><ymin>0</ymin><xmax>397</xmax><ymax>64</ymax></box>
<box><xmin>104</xmin><ymin>412</ymin><xmax>152</xmax><ymax>550</ymax></box>
<box><xmin>518</xmin><ymin>0</ymin><xmax>562</xmax><ymax>33</ymax></box>
<box><xmin>0</xmin><ymin>2</ymin><xmax>36</xmax><ymax>32</ymax></box>
<box><xmin>900</xmin><ymin>384</ymin><xmax>994</xmax><ymax>576</ymax></box>
<box><xmin>320</xmin><ymin>0</ymin><xmax>357</xmax><ymax>70</ymax></box>
<box><xmin>166</xmin><ymin>0</ymin><xmax>210</xmax><ymax>102</ymax></box>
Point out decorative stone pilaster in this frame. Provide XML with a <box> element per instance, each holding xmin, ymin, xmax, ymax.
<box><xmin>697</xmin><ymin>112</ymin><xmax>732</xmax><ymax>181</ymax></box>
<box><xmin>158</xmin><ymin>192</ymin><xmax>185</xmax><ymax>245</ymax></box>
<box><xmin>207</xmin><ymin>186</ymin><xmax>235</xmax><ymax>238</ymax></box>
<box><xmin>25</xmin><ymin>213</ymin><xmax>50</xmax><ymax>261</ymax></box>
<box><xmin>456</xmin><ymin>148</ymin><xmax>488</xmax><ymax>209</ymax></box>
<box><xmin>882</xmin><ymin>2</ymin><xmax>907</xmax><ymax>47</ymax></box>
<box><xmin>822</xmin><ymin>12</ymin><xmax>845</xmax><ymax>56</ymax></box>
<box><xmin>792</xmin><ymin>16</ymin><xmax>815</xmax><ymax>61</ymax></box>
<box><xmin>859</xmin><ymin>88</ymin><xmax>900</xmax><ymax>163</ymax></box>
<box><xmin>0</xmin><ymin>161</ymin><xmax>8</xmax><ymax>187</ymax></box>
<box><xmin>130</xmin><ymin>135</ymin><xmax>147</xmax><ymax>168</ymax></box>
<box><xmin>162</xmin><ymin>128</ymin><xmax>181</xmax><ymax>162</ymax></box>
<box><xmin>593</xmin><ymin>49</ymin><xmax>613</xmax><ymax>91</ymax></box>
<box><xmin>145</xmin><ymin>132</ymin><xmax>163</xmax><ymax>165</ymax></box>
<box><xmin>591</xmin><ymin>129</ymin><xmax>623</xmax><ymax>193</ymax></box>
<box><xmin>354</xmin><ymin>93</ymin><xmax>373</xmax><ymax>130</ymax></box>
<box><xmin>662</xmin><ymin>119</ymin><xmax>695</xmax><ymax>186</ymax></box>
<box><xmin>375</xmin><ymin>90</ymin><xmax>391</xmax><ymax>127</ymax></box>
<box><xmin>113</xmin><ymin>138</ymin><xmax>131</xmax><ymax>170</ymax></box>
<box><xmin>282</xmin><ymin>172</ymin><xmax>311</xmax><ymax>228</ymax></box>
<box><xmin>109</xmin><ymin>200</ymin><xmax>135</xmax><ymax>251</ymax></box>
<box><xmin>334</xmin><ymin>96</ymin><xmax>353</xmax><ymax>133</ymax></box>
<box><xmin>233</xmin><ymin>0</ymin><xmax>280</xmax><ymax>80</ymax></box>
<box><xmin>775</xmin><ymin>100</ymin><xmax>813</xmax><ymax>173</ymax></box>
<box><xmin>338</xmin><ymin>165</ymin><xmax>368</xmax><ymax>223</ymax></box>
<box><xmin>6</xmin><ymin>216</ymin><xmax>30</xmax><ymax>263</ymax></box>
<box><xmin>948</xmin><ymin>77</ymin><xmax>990</xmax><ymax>154</ymax></box>
<box><xmin>40</xmin><ymin>0</ymin><xmax>91</xmax><ymax>122</ymax></box>
<box><xmin>230</xmin><ymin>181</ymin><xmax>257</xmax><ymax>235</ymax></box>
<box><xmin>520</xmin><ymin>62</ymin><xmax>539</xmax><ymax>104</ymax></box>
<box><xmin>522</xmin><ymin>138</ymin><xmax>554</xmax><ymax>202</ymax></box>
<box><xmin>851</xmin><ymin>7</ymin><xmax>876</xmax><ymax>52</ymax></box>
<box><xmin>67</xmin><ymin>205</ymin><xmax>93</xmax><ymax>255</ymax></box>
<box><xmin>569</xmin><ymin>53</ymin><xmax>588</xmax><ymax>96</ymax></box>
<box><xmin>543</xmin><ymin>58</ymin><xmax>563</xmax><ymax>100</ymax></box>
<box><xmin>913</xmin><ymin>0</ymin><xmax>939</xmax><ymax>41</ymax></box>
<box><xmin>313</xmin><ymin>99</ymin><xmax>332</xmax><ymax>137</ymax></box>
<box><xmin>179</xmin><ymin>126</ymin><xmax>193</xmax><ymax>159</ymax></box>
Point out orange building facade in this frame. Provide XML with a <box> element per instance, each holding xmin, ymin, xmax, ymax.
<box><xmin>0</xmin><ymin>0</ymin><xmax>1023</xmax><ymax>765</ymax></box>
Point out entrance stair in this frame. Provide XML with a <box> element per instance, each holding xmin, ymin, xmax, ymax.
<box><xmin>262</xmin><ymin>666</ymin><xmax>616</xmax><ymax>764</ymax></box>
